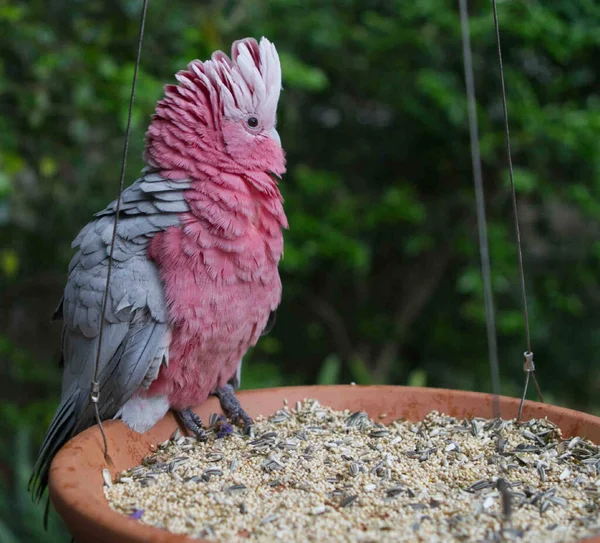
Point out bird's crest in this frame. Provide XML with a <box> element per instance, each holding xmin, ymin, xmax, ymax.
<box><xmin>179</xmin><ymin>37</ymin><xmax>281</xmax><ymax>123</ymax></box>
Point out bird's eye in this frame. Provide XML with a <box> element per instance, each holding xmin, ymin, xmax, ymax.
<box><xmin>247</xmin><ymin>117</ymin><xmax>259</xmax><ymax>128</ymax></box>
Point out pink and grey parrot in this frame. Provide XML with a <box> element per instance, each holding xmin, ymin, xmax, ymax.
<box><xmin>30</xmin><ymin>37</ymin><xmax>287</xmax><ymax>499</ymax></box>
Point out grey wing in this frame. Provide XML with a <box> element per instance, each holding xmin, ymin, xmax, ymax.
<box><xmin>30</xmin><ymin>169</ymin><xmax>191</xmax><ymax>501</ymax></box>
<box><xmin>60</xmin><ymin>253</ymin><xmax>169</xmax><ymax>417</ymax></box>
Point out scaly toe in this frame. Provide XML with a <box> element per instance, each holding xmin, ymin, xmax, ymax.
<box><xmin>177</xmin><ymin>409</ymin><xmax>207</xmax><ymax>441</ymax></box>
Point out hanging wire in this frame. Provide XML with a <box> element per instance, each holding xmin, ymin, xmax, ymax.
<box><xmin>490</xmin><ymin>0</ymin><xmax>544</xmax><ymax>420</ymax></box>
<box><xmin>458</xmin><ymin>0</ymin><xmax>501</xmax><ymax>419</ymax></box>
<box><xmin>90</xmin><ymin>0</ymin><xmax>150</xmax><ymax>458</ymax></box>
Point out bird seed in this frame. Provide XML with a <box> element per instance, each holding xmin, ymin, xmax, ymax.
<box><xmin>105</xmin><ymin>399</ymin><xmax>600</xmax><ymax>542</ymax></box>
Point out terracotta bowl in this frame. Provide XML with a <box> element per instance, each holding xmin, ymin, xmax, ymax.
<box><xmin>49</xmin><ymin>385</ymin><xmax>600</xmax><ymax>543</ymax></box>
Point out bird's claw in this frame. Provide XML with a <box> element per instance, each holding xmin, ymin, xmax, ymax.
<box><xmin>177</xmin><ymin>409</ymin><xmax>207</xmax><ymax>441</ymax></box>
<box><xmin>232</xmin><ymin>412</ymin><xmax>254</xmax><ymax>436</ymax></box>
<box><xmin>239</xmin><ymin>412</ymin><xmax>254</xmax><ymax>436</ymax></box>
<box><xmin>215</xmin><ymin>383</ymin><xmax>254</xmax><ymax>436</ymax></box>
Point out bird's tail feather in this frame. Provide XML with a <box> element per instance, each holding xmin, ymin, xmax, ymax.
<box><xmin>29</xmin><ymin>392</ymin><xmax>79</xmax><ymax>504</ymax></box>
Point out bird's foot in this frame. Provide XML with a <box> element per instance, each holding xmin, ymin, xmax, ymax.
<box><xmin>176</xmin><ymin>409</ymin><xmax>207</xmax><ymax>440</ymax></box>
<box><xmin>214</xmin><ymin>384</ymin><xmax>254</xmax><ymax>436</ymax></box>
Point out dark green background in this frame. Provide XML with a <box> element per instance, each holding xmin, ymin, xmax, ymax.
<box><xmin>1</xmin><ymin>0</ymin><xmax>599</xmax><ymax>540</ymax></box>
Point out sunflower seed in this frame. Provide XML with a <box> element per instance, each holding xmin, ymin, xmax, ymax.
<box><xmin>471</xmin><ymin>420</ymin><xmax>483</xmax><ymax>436</ymax></box>
<box><xmin>548</xmin><ymin>496</ymin><xmax>568</xmax><ymax>507</ymax></box>
<box><xmin>539</xmin><ymin>500</ymin><xmax>552</xmax><ymax>514</ymax></box>
<box><xmin>467</xmin><ymin>479</ymin><xmax>494</xmax><ymax>492</ymax></box>
<box><xmin>227</xmin><ymin>484</ymin><xmax>247</xmax><ymax>494</ymax></box>
<box><xmin>370</xmin><ymin>429</ymin><xmax>390</xmax><ymax>438</ymax></box>
<box><xmin>102</xmin><ymin>469</ymin><xmax>113</xmax><ymax>488</ymax></box>
<box><xmin>340</xmin><ymin>495</ymin><xmax>358</xmax><ymax>508</ymax></box>
<box><xmin>260</xmin><ymin>514</ymin><xmax>278</xmax><ymax>525</ymax></box>
<box><xmin>523</xmin><ymin>429</ymin><xmax>545</xmax><ymax>446</ymax></box>
<box><xmin>386</xmin><ymin>485</ymin><xmax>407</xmax><ymax>498</ymax></box>
<box><xmin>445</xmin><ymin>442</ymin><xmax>459</xmax><ymax>453</ymax></box>
<box><xmin>206</xmin><ymin>453</ymin><xmax>223</xmax><ymax>462</ymax></box>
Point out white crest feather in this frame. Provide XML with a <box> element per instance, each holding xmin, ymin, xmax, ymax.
<box><xmin>199</xmin><ymin>37</ymin><xmax>282</xmax><ymax>124</ymax></box>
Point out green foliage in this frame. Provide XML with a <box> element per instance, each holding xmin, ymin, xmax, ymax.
<box><xmin>2</xmin><ymin>1</ymin><xmax>600</xmax><ymax>539</ymax></box>
<box><xmin>239</xmin><ymin>362</ymin><xmax>287</xmax><ymax>390</ymax></box>
<box><xmin>0</xmin><ymin>429</ymin><xmax>69</xmax><ymax>542</ymax></box>
<box><xmin>317</xmin><ymin>354</ymin><xmax>342</xmax><ymax>385</ymax></box>
<box><xmin>407</xmin><ymin>369</ymin><xmax>428</xmax><ymax>388</ymax></box>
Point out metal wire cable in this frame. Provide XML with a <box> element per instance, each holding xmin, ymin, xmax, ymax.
<box><xmin>490</xmin><ymin>0</ymin><xmax>544</xmax><ymax>420</ymax></box>
<box><xmin>90</xmin><ymin>0</ymin><xmax>150</xmax><ymax>458</ymax></box>
<box><xmin>459</xmin><ymin>0</ymin><xmax>501</xmax><ymax>419</ymax></box>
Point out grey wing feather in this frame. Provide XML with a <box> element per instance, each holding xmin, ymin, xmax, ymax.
<box><xmin>154</xmin><ymin>190</ymin><xmax>188</xmax><ymax>202</ymax></box>
<box><xmin>30</xmin><ymin>169</ymin><xmax>191</xmax><ymax>501</ymax></box>
<box><xmin>154</xmin><ymin>200</ymin><xmax>190</xmax><ymax>213</ymax></box>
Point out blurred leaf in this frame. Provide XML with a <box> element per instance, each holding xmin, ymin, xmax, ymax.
<box><xmin>316</xmin><ymin>354</ymin><xmax>341</xmax><ymax>385</ymax></box>
<box><xmin>367</xmin><ymin>185</ymin><xmax>426</xmax><ymax>226</ymax></box>
<box><xmin>294</xmin><ymin>165</ymin><xmax>339</xmax><ymax>195</ymax></box>
<box><xmin>39</xmin><ymin>156</ymin><xmax>57</xmax><ymax>178</ymax></box>
<box><xmin>279</xmin><ymin>51</ymin><xmax>328</xmax><ymax>91</ymax></box>
<box><xmin>1</xmin><ymin>249</ymin><xmax>18</xmax><ymax>278</ymax></box>
<box><xmin>407</xmin><ymin>369</ymin><xmax>427</xmax><ymax>388</ymax></box>
<box><xmin>257</xmin><ymin>336</ymin><xmax>282</xmax><ymax>355</ymax></box>
<box><xmin>503</xmin><ymin>167</ymin><xmax>538</xmax><ymax>194</ymax></box>
<box><xmin>0</xmin><ymin>172</ymin><xmax>11</xmax><ymax>198</ymax></box>
<box><xmin>239</xmin><ymin>362</ymin><xmax>285</xmax><ymax>390</ymax></box>
<box><xmin>349</xmin><ymin>358</ymin><xmax>372</xmax><ymax>385</ymax></box>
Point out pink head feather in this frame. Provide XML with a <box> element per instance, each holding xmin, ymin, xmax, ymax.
<box><xmin>145</xmin><ymin>37</ymin><xmax>285</xmax><ymax>178</ymax></box>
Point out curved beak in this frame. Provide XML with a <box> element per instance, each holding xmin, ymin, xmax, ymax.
<box><xmin>269</xmin><ymin>126</ymin><xmax>281</xmax><ymax>146</ymax></box>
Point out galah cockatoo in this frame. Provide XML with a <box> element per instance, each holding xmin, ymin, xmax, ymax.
<box><xmin>30</xmin><ymin>37</ymin><xmax>287</xmax><ymax>499</ymax></box>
